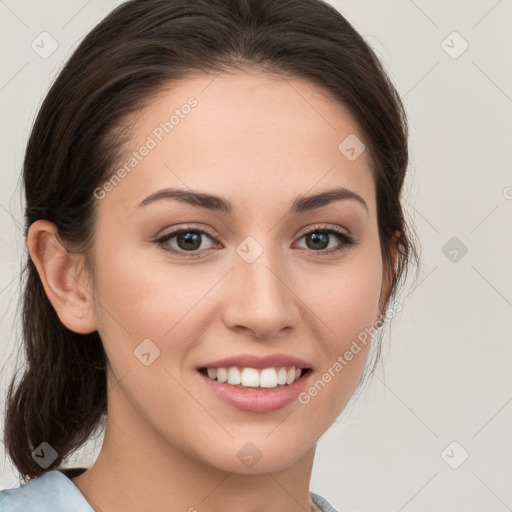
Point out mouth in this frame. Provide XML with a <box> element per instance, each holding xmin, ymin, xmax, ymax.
<box><xmin>198</xmin><ymin>366</ymin><xmax>312</xmax><ymax>390</ymax></box>
<box><xmin>198</xmin><ymin>365</ymin><xmax>313</xmax><ymax>412</ymax></box>
<box><xmin>196</xmin><ymin>353</ymin><xmax>314</xmax><ymax>412</ymax></box>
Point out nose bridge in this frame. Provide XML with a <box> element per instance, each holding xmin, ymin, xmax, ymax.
<box><xmin>223</xmin><ymin>233</ymin><xmax>299</xmax><ymax>337</ymax></box>
<box><xmin>237</xmin><ymin>234</ymin><xmax>289</xmax><ymax>304</ymax></box>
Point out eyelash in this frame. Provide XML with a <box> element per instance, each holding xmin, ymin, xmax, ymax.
<box><xmin>156</xmin><ymin>224</ymin><xmax>357</xmax><ymax>259</ymax></box>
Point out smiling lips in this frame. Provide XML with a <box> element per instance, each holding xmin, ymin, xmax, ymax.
<box><xmin>198</xmin><ymin>353</ymin><xmax>313</xmax><ymax>412</ymax></box>
<box><xmin>199</xmin><ymin>352</ymin><xmax>311</xmax><ymax>389</ymax></box>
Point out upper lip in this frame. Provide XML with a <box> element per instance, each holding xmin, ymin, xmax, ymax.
<box><xmin>199</xmin><ymin>353</ymin><xmax>312</xmax><ymax>370</ymax></box>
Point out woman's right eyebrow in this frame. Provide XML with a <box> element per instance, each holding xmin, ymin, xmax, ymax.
<box><xmin>136</xmin><ymin>186</ymin><xmax>368</xmax><ymax>216</ymax></box>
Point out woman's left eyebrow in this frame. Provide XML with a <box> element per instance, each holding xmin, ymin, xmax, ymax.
<box><xmin>136</xmin><ymin>186</ymin><xmax>368</xmax><ymax>216</ymax></box>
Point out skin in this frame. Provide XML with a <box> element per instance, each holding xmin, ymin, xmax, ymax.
<box><xmin>28</xmin><ymin>71</ymin><xmax>397</xmax><ymax>512</ymax></box>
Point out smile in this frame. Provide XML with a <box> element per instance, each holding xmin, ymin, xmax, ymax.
<box><xmin>198</xmin><ymin>366</ymin><xmax>313</xmax><ymax>413</ymax></box>
<box><xmin>199</xmin><ymin>365</ymin><xmax>308</xmax><ymax>389</ymax></box>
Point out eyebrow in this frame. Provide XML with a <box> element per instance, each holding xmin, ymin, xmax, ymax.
<box><xmin>136</xmin><ymin>186</ymin><xmax>368</xmax><ymax>215</ymax></box>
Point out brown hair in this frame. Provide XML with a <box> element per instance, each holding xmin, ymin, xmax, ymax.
<box><xmin>3</xmin><ymin>0</ymin><xmax>419</xmax><ymax>482</ymax></box>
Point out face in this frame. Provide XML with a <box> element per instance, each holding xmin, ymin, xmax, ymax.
<box><xmin>87</xmin><ymin>71</ymin><xmax>387</xmax><ymax>474</ymax></box>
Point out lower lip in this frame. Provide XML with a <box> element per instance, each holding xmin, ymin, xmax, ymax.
<box><xmin>199</xmin><ymin>371</ymin><xmax>311</xmax><ymax>413</ymax></box>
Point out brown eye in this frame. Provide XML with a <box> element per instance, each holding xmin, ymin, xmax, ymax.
<box><xmin>157</xmin><ymin>227</ymin><xmax>217</xmax><ymax>257</ymax></box>
<box><xmin>295</xmin><ymin>227</ymin><xmax>356</xmax><ymax>255</ymax></box>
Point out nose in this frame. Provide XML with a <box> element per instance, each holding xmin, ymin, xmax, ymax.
<box><xmin>221</xmin><ymin>245</ymin><xmax>301</xmax><ymax>339</ymax></box>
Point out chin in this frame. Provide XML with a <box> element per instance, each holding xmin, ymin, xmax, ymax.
<box><xmin>194</xmin><ymin>435</ymin><xmax>315</xmax><ymax>475</ymax></box>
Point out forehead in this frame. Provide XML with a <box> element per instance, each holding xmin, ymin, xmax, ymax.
<box><xmin>99</xmin><ymin>71</ymin><xmax>376</xmax><ymax>217</ymax></box>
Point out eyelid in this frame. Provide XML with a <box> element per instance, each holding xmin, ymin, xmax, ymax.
<box><xmin>296</xmin><ymin>223</ymin><xmax>352</xmax><ymax>238</ymax></box>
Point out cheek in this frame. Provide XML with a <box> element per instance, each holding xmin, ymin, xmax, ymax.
<box><xmin>303</xmin><ymin>242</ymin><xmax>383</xmax><ymax>348</ymax></box>
<box><xmin>91</xmin><ymin>233</ymin><xmax>217</xmax><ymax>366</ymax></box>
<box><xmin>296</xmin><ymin>243</ymin><xmax>383</xmax><ymax>409</ymax></box>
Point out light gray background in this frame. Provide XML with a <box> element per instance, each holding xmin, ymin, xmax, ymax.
<box><xmin>1</xmin><ymin>1</ymin><xmax>511</xmax><ymax>511</ymax></box>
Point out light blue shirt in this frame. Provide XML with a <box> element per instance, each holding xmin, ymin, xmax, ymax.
<box><xmin>0</xmin><ymin>469</ymin><xmax>340</xmax><ymax>511</ymax></box>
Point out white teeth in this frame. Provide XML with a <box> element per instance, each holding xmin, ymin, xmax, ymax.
<box><xmin>241</xmin><ymin>368</ymin><xmax>260</xmax><ymax>387</ymax></box>
<box><xmin>227</xmin><ymin>367</ymin><xmax>241</xmax><ymax>385</ymax></box>
<box><xmin>216</xmin><ymin>367</ymin><xmax>228</xmax><ymax>383</ymax></box>
<box><xmin>260</xmin><ymin>368</ymin><xmax>277</xmax><ymax>388</ymax></box>
<box><xmin>276</xmin><ymin>367</ymin><xmax>288</xmax><ymax>385</ymax></box>
<box><xmin>204</xmin><ymin>365</ymin><xmax>306</xmax><ymax>388</ymax></box>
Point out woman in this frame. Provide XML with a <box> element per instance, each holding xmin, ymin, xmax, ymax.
<box><xmin>1</xmin><ymin>0</ymin><xmax>418</xmax><ymax>510</ymax></box>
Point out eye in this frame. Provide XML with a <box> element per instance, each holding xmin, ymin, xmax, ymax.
<box><xmin>156</xmin><ymin>225</ymin><xmax>217</xmax><ymax>258</ymax></box>
<box><xmin>156</xmin><ymin>224</ymin><xmax>357</xmax><ymax>258</ymax></box>
<box><xmin>295</xmin><ymin>225</ymin><xmax>356</xmax><ymax>256</ymax></box>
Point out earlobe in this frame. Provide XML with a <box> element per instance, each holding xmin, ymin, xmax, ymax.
<box><xmin>27</xmin><ymin>220</ymin><xmax>97</xmax><ymax>334</ymax></box>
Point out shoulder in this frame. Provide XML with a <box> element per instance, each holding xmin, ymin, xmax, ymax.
<box><xmin>310</xmin><ymin>491</ymin><xmax>341</xmax><ymax>512</ymax></box>
<box><xmin>0</xmin><ymin>470</ymin><xmax>92</xmax><ymax>511</ymax></box>
<box><xmin>0</xmin><ymin>472</ymin><xmax>338</xmax><ymax>512</ymax></box>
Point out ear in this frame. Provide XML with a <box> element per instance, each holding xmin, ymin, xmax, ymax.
<box><xmin>27</xmin><ymin>220</ymin><xmax>98</xmax><ymax>334</ymax></box>
<box><xmin>378</xmin><ymin>230</ymin><xmax>400</xmax><ymax>315</ymax></box>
